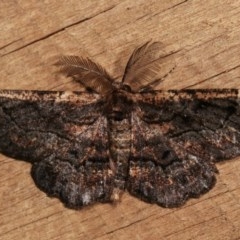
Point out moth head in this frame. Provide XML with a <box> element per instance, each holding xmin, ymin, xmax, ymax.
<box><xmin>112</xmin><ymin>81</ymin><xmax>132</xmax><ymax>92</ymax></box>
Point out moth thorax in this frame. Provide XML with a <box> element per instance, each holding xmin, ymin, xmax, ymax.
<box><xmin>108</xmin><ymin>91</ymin><xmax>132</xmax><ymax>121</ymax></box>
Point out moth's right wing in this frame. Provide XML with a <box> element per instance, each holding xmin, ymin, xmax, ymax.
<box><xmin>127</xmin><ymin>89</ymin><xmax>240</xmax><ymax>208</ymax></box>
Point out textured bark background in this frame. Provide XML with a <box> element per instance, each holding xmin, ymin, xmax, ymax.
<box><xmin>0</xmin><ymin>1</ymin><xmax>240</xmax><ymax>239</ymax></box>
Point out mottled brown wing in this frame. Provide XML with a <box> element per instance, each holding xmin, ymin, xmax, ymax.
<box><xmin>128</xmin><ymin>89</ymin><xmax>240</xmax><ymax>207</ymax></box>
<box><xmin>0</xmin><ymin>90</ymin><xmax>114</xmax><ymax>208</ymax></box>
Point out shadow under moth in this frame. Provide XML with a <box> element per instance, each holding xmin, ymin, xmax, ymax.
<box><xmin>0</xmin><ymin>41</ymin><xmax>239</xmax><ymax>209</ymax></box>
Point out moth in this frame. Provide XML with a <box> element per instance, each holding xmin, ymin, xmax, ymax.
<box><xmin>0</xmin><ymin>41</ymin><xmax>239</xmax><ymax>209</ymax></box>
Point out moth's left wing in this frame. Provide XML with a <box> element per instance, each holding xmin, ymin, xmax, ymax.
<box><xmin>0</xmin><ymin>90</ymin><xmax>106</xmax><ymax>161</ymax></box>
<box><xmin>128</xmin><ymin>89</ymin><xmax>240</xmax><ymax>207</ymax></box>
<box><xmin>0</xmin><ymin>90</ymin><xmax>114</xmax><ymax>208</ymax></box>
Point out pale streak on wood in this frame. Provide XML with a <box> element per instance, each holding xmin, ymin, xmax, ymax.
<box><xmin>0</xmin><ymin>90</ymin><xmax>100</xmax><ymax>103</ymax></box>
<box><xmin>135</xmin><ymin>89</ymin><xmax>239</xmax><ymax>103</ymax></box>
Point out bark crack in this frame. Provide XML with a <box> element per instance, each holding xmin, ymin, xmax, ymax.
<box><xmin>184</xmin><ymin>64</ymin><xmax>240</xmax><ymax>89</ymax></box>
<box><xmin>1</xmin><ymin>5</ymin><xmax>116</xmax><ymax>57</ymax></box>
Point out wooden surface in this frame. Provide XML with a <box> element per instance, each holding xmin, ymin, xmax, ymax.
<box><xmin>0</xmin><ymin>1</ymin><xmax>240</xmax><ymax>239</ymax></box>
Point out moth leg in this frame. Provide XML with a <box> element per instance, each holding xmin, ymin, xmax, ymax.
<box><xmin>127</xmin><ymin>156</ymin><xmax>217</xmax><ymax>208</ymax></box>
<box><xmin>31</xmin><ymin>156</ymin><xmax>114</xmax><ymax>208</ymax></box>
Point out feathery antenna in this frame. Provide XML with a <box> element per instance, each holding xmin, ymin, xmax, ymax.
<box><xmin>122</xmin><ymin>41</ymin><xmax>172</xmax><ymax>92</ymax></box>
<box><xmin>55</xmin><ymin>56</ymin><xmax>114</xmax><ymax>95</ymax></box>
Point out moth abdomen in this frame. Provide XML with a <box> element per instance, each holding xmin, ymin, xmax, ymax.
<box><xmin>108</xmin><ymin>112</ymin><xmax>132</xmax><ymax>192</ymax></box>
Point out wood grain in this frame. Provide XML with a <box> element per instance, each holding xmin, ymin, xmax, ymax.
<box><xmin>0</xmin><ymin>0</ymin><xmax>240</xmax><ymax>239</ymax></box>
